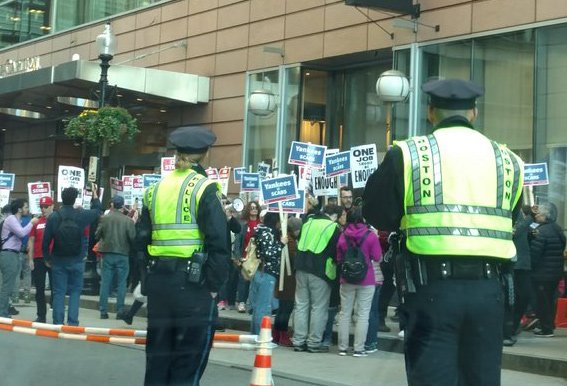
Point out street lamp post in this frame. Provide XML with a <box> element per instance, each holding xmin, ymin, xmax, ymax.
<box><xmin>375</xmin><ymin>70</ymin><xmax>410</xmax><ymax>147</ymax></box>
<box><xmin>82</xmin><ymin>23</ymin><xmax>116</xmax><ymax>297</ymax></box>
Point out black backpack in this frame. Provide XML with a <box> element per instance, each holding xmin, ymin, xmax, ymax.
<box><xmin>340</xmin><ymin>230</ymin><xmax>371</xmax><ymax>284</ymax></box>
<box><xmin>53</xmin><ymin>211</ymin><xmax>83</xmax><ymax>257</ymax></box>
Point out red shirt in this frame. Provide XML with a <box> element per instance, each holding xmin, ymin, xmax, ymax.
<box><xmin>30</xmin><ymin>216</ymin><xmax>52</xmax><ymax>259</ymax></box>
<box><xmin>242</xmin><ymin>218</ymin><xmax>260</xmax><ymax>257</ymax></box>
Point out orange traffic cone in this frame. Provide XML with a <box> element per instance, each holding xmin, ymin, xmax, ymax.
<box><xmin>555</xmin><ymin>298</ymin><xmax>567</xmax><ymax>328</ymax></box>
<box><xmin>249</xmin><ymin>316</ymin><xmax>273</xmax><ymax>386</ymax></box>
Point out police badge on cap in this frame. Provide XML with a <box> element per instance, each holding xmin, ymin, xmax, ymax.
<box><xmin>422</xmin><ymin>79</ymin><xmax>484</xmax><ymax>110</ymax></box>
<box><xmin>169</xmin><ymin>126</ymin><xmax>217</xmax><ymax>154</ymax></box>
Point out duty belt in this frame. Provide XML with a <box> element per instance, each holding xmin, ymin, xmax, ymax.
<box><xmin>417</xmin><ymin>257</ymin><xmax>500</xmax><ymax>282</ymax></box>
<box><xmin>147</xmin><ymin>257</ymin><xmax>190</xmax><ymax>273</ymax></box>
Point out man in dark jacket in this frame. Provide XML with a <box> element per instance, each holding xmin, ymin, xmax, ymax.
<box><xmin>292</xmin><ymin>204</ymin><xmax>340</xmax><ymax>353</ymax></box>
<box><xmin>42</xmin><ymin>185</ymin><xmax>102</xmax><ymax>325</ymax></box>
<box><xmin>96</xmin><ymin>195</ymin><xmax>136</xmax><ymax>319</ymax></box>
<box><xmin>529</xmin><ymin>202</ymin><xmax>566</xmax><ymax>337</ymax></box>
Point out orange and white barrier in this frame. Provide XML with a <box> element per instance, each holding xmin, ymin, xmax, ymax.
<box><xmin>249</xmin><ymin>316</ymin><xmax>275</xmax><ymax>386</ymax></box>
<box><xmin>0</xmin><ymin>323</ymin><xmax>146</xmax><ymax>345</ymax></box>
<box><xmin>0</xmin><ymin>317</ymin><xmax>146</xmax><ymax>337</ymax></box>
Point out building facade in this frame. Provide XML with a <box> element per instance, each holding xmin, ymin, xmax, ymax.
<box><xmin>1</xmin><ymin>0</ymin><xmax>566</xmax><ymax>225</ymax></box>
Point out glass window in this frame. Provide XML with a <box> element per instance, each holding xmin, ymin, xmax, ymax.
<box><xmin>281</xmin><ymin>66</ymin><xmax>301</xmax><ymax>173</ymax></box>
<box><xmin>244</xmin><ymin>69</ymin><xmax>280</xmax><ymax>170</ymax></box>
<box><xmin>534</xmin><ymin>25</ymin><xmax>567</xmax><ymax>227</ymax></box>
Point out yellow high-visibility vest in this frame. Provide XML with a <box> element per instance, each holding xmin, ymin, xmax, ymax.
<box><xmin>144</xmin><ymin>169</ymin><xmax>220</xmax><ymax>258</ymax></box>
<box><xmin>395</xmin><ymin>127</ymin><xmax>524</xmax><ymax>259</ymax></box>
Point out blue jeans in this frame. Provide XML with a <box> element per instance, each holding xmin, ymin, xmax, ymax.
<box><xmin>322</xmin><ymin>306</ymin><xmax>338</xmax><ymax>347</ymax></box>
<box><xmin>51</xmin><ymin>259</ymin><xmax>84</xmax><ymax>325</ymax></box>
<box><xmin>99</xmin><ymin>253</ymin><xmax>130</xmax><ymax>314</ymax></box>
<box><xmin>365</xmin><ymin>285</ymin><xmax>382</xmax><ymax>348</ymax></box>
<box><xmin>0</xmin><ymin>251</ymin><xmax>20</xmax><ymax>317</ymax></box>
<box><xmin>249</xmin><ymin>271</ymin><xmax>276</xmax><ymax>334</ymax></box>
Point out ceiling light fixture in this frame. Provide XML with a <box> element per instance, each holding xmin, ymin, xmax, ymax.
<box><xmin>56</xmin><ymin>96</ymin><xmax>99</xmax><ymax>108</ymax></box>
<box><xmin>0</xmin><ymin>107</ymin><xmax>45</xmax><ymax>119</ymax></box>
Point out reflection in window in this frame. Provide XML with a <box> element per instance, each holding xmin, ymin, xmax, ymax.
<box><xmin>0</xmin><ymin>0</ymin><xmax>163</xmax><ymax>49</ymax></box>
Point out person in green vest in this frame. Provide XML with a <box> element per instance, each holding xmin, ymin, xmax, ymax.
<box><xmin>363</xmin><ymin>79</ymin><xmax>524</xmax><ymax>386</ymax></box>
<box><xmin>139</xmin><ymin>126</ymin><xmax>229</xmax><ymax>386</ymax></box>
<box><xmin>292</xmin><ymin>204</ymin><xmax>341</xmax><ymax>353</ymax></box>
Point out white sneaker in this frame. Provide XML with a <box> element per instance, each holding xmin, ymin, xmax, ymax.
<box><xmin>237</xmin><ymin>302</ymin><xmax>246</xmax><ymax>313</ymax></box>
<box><xmin>398</xmin><ymin>330</ymin><xmax>405</xmax><ymax>338</ymax></box>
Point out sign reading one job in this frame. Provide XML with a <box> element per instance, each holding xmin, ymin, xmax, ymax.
<box><xmin>260</xmin><ymin>175</ymin><xmax>299</xmax><ymax>204</ymax></box>
<box><xmin>325</xmin><ymin>151</ymin><xmax>351</xmax><ymax>177</ymax></box>
<box><xmin>241</xmin><ymin>173</ymin><xmax>261</xmax><ymax>192</ymax></box>
<box><xmin>288</xmin><ymin>141</ymin><xmax>327</xmax><ymax>169</ymax></box>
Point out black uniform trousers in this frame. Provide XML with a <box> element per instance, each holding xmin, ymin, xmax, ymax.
<box><xmin>31</xmin><ymin>257</ymin><xmax>52</xmax><ymax>321</ymax></box>
<box><xmin>403</xmin><ymin>277</ymin><xmax>504</xmax><ymax>386</ymax></box>
<box><xmin>144</xmin><ymin>270</ymin><xmax>215</xmax><ymax>386</ymax></box>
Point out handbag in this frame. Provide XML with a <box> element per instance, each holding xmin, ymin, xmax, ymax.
<box><xmin>241</xmin><ymin>237</ymin><xmax>260</xmax><ymax>281</ymax></box>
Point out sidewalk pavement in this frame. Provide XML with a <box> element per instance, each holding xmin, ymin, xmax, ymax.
<box><xmin>9</xmin><ymin>292</ymin><xmax>567</xmax><ymax>383</ymax></box>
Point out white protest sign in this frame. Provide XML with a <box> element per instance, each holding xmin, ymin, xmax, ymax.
<box><xmin>122</xmin><ymin>175</ymin><xmax>143</xmax><ymax>207</ymax></box>
<box><xmin>161</xmin><ymin>157</ymin><xmax>175</xmax><ymax>176</ymax></box>
<box><xmin>205</xmin><ymin>167</ymin><xmax>219</xmax><ymax>180</ymax></box>
<box><xmin>132</xmin><ymin>176</ymin><xmax>144</xmax><ymax>207</ymax></box>
<box><xmin>82</xmin><ymin>189</ymin><xmax>93</xmax><ymax>210</ymax></box>
<box><xmin>218</xmin><ymin>167</ymin><xmax>231</xmax><ymax>197</ymax></box>
<box><xmin>57</xmin><ymin>165</ymin><xmax>85</xmax><ymax>204</ymax></box>
<box><xmin>0</xmin><ymin>189</ymin><xmax>10</xmax><ymax>208</ymax></box>
<box><xmin>110</xmin><ymin>177</ymin><xmax>124</xmax><ymax>199</ymax></box>
<box><xmin>350</xmin><ymin>144</ymin><xmax>378</xmax><ymax>189</ymax></box>
<box><xmin>298</xmin><ymin>166</ymin><xmax>312</xmax><ymax>191</ymax></box>
<box><xmin>311</xmin><ymin>168</ymin><xmax>338</xmax><ymax>196</ymax></box>
<box><xmin>28</xmin><ymin>182</ymin><xmax>51</xmax><ymax>215</ymax></box>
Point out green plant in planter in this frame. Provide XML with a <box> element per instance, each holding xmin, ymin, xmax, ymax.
<box><xmin>65</xmin><ymin>106</ymin><xmax>139</xmax><ymax>146</ymax></box>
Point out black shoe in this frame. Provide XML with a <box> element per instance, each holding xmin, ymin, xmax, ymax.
<box><xmin>9</xmin><ymin>306</ymin><xmax>19</xmax><ymax>316</ymax></box>
<box><xmin>215</xmin><ymin>324</ymin><xmax>226</xmax><ymax>332</ymax></box>
<box><xmin>533</xmin><ymin>330</ymin><xmax>554</xmax><ymax>337</ymax></box>
<box><xmin>34</xmin><ymin>317</ymin><xmax>46</xmax><ymax>323</ymax></box>
<box><xmin>378</xmin><ymin>323</ymin><xmax>391</xmax><ymax>333</ymax></box>
<box><xmin>524</xmin><ymin>318</ymin><xmax>539</xmax><ymax>331</ymax></box>
<box><xmin>116</xmin><ymin>310</ymin><xmax>133</xmax><ymax>325</ymax></box>
<box><xmin>293</xmin><ymin>344</ymin><xmax>307</xmax><ymax>352</ymax></box>
<box><xmin>307</xmin><ymin>346</ymin><xmax>329</xmax><ymax>353</ymax></box>
<box><xmin>100</xmin><ymin>313</ymin><xmax>109</xmax><ymax>320</ymax></box>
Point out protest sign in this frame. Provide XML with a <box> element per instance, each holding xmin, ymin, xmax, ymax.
<box><xmin>325</xmin><ymin>151</ymin><xmax>351</xmax><ymax>177</ymax></box>
<box><xmin>233</xmin><ymin>167</ymin><xmax>246</xmax><ymax>184</ymax></box>
<box><xmin>143</xmin><ymin>174</ymin><xmax>161</xmax><ymax>188</ymax></box>
<box><xmin>205</xmin><ymin>167</ymin><xmax>219</xmax><ymax>180</ymax></box>
<box><xmin>258</xmin><ymin>162</ymin><xmax>271</xmax><ymax>179</ymax></box>
<box><xmin>350</xmin><ymin>144</ymin><xmax>378</xmax><ymax>189</ymax></box>
<box><xmin>28</xmin><ymin>182</ymin><xmax>51</xmax><ymax>214</ymax></box>
<box><xmin>260</xmin><ymin>175</ymin><xmax>298</xmax><ymax>204</ymax></box>
<box><xmin>0</xmin><ymin>189</ymin><xmax>9</xmax><ymax>208</ymax></box>
<box><xmin>268</xmin><ymin>189</ymin><xmax>305</xmax><ymax>214</ymax></box>
<box><xmin>110</xmin><ymin>177</ymin><xmax>124</xmax><ymax>200</ymax></box>
<box><xmin>312</xmin><ymin>168</ymin><xmax>338</xmax><ymax>196</ymax></box>
<box><xmin>218</xmin><ymin>167</ymin><xmax>231</xmax><ymax>196</ymax></box>
<box><xmin>240</xmin><ymin>173</ymin><xmax>260</xmax><ymax>192</ymax></box>
<box><xmin>523</xmin><ymin>163</ymin><xmax>549</xmax><ymax>186</ymax></box>
<box><xmin>161</xmin><ymin>157</ymin><xmax>175</xmax><ymax>176</ymax></box>
<box><xmin>0</xmin><ymin>172</ymin><xmax>15</xmax><ymax>190</ymax></box>
<box><xmin>57</xmin><ymin>166</ymin><xmax>85</xmax><ymax>204</ymax></box>
<box><xmin>288</xmin><ymin>141</ymin><xmax>327</xmax><ymax>169</ymax></box>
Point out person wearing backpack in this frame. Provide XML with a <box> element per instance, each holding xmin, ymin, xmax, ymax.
<box><xmin>336</xmin><ymin>206</ymin><xmax>382</xmax><ymax>357</ymax></box>
<box><xmin>42</xmin><ymin>185</ymin><xmax>102</xmax><ymax>325</ymax></box>
<box><xmin>292</xmin><ymin>204</ymin><xmax>341</xmax><ymax>353</ymax></box>
<box><xmin>0</xmin><ymin>199</ymin><xmax>39</xmax><ymax>318</ymax></box>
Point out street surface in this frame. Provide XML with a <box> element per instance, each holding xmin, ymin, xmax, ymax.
<box><xmin>1</xmin><ymin>305</ymin><xmax>565</xmax><ymax>386</ymax></box>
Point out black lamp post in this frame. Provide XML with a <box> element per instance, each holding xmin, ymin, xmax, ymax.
<box><xmin>82</xmin><ymin>22</ymin><xmax>116</xmax><ymax>296</ymax></box>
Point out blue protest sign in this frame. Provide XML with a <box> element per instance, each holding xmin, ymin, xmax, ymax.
<box><xmin>288</xmin><ymin>141</ymin><xmax>327</xmax><ymax>169</ymax></box>
<box><xmin>241</xmin><ymin>173</ymin><xmax>261</xmax><ymax>192</ymax></box>
<box><xmin>261</xmin><ymin>175</ymin><xmax>298</xmax><ymax>204</ymax></box>
<box><xmin>339</xmin><ymin>173</ymin><xmax>349</xmax><ymax>187</ymax></box>
<box><xmin>325</xmin><ymin>151</ymin><xmax>351</xmax><ymax>177</ymax></box>
<box><xmin>258</xmin><ymin>162</ymin><xmax>271</xmax><ymax>179</ymax></box>
<box><xmin>523</xmin><ymin>163</ymin><xmax>549</xmax><ymax>186</ymax></box>
<box><xmin>233</xmin><ymin>167</ymin><xmax>246</xmax><ymax>184</ymax></box>
<box><xmin>268</xmin><ymin>190</ymin><xmax>305</xmax><ymax>214</ymax></box>
<box><xmin>0</xmin><ymin>173</ymin><xmax>15</xmax><ymax>190</ymax></box>
<box><xmin>142</xmin><ymin>174</ymin><xmax>162</xmax><ymax>188</ymax></box>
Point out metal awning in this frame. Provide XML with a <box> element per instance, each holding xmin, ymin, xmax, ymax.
<box><xmin>0</xmin><ymin>60</ymin><xmax>210</xmax><ymax>130</ymax></box>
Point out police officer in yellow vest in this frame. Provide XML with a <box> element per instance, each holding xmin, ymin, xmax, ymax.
<box><xmin>363</xmin><ymin>79</ymin><xmax>524</xmax><ymax>386</ymax></box>
<box><xmin>140</xmin><ymin>126</ymin><xmax>228</xmax><ymax>386</ymax></box>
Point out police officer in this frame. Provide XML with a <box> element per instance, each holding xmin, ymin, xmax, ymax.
<box><xmin>363</xmin><ymin>79</ymin><xmax>524</xmax><ymax>386</ymax></box>
<box><xmin>140</xmin><ymin>126</ymin><xmax>229</xmax><ymax>386</ymax></box>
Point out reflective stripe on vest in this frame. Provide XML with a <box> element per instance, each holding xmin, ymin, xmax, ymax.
<box><xmin>396</xmin><ymin>127</ymin><xmax>524</xmax><ymax>259</ymax></box>
<box><xmin>297</xmin><ymin>217</ymin><xmax>337</xmax><ymax>254</ymax></box>
<box><xmin>144</xmin><ymin>169</ymin><xmax>219</xmax><ymax>258</ymax></box>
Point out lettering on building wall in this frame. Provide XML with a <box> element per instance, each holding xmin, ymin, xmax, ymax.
<box><xmin>0</xmin><ymin>56</ymin><xmax>41</xmax><ymax>78</ymax></box>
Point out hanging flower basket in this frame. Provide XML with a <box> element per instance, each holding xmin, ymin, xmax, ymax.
<box><xmin>64</xmin><ymin>107</ymin><xmax>139</xmax><ymax>146</ymax></box>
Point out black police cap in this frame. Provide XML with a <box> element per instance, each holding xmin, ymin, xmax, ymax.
<box><xmin>422</xmin><ymin>79</ymin><xmax>484</xmax><ymax>110</ymax></box>
<box><xmin>169</xmin><ymin>126</ymin><xmax>217</xmax><ymax>154</ymax></box>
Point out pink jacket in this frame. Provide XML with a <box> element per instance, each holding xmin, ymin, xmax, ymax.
<box><xmin>336</xmin><ymin>224</ymin><xmax>382</xmax><ymax>286</ymax></box>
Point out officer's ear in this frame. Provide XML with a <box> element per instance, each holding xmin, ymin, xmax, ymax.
<box><xmin>468</xmin><ymin>107</ymin><xmax>479</xmax><ymax>124</ymax></box>
<box><xmin>427</xmin><ymin>105</ymin><xmax>436</xmax><ymax>124</ymax></box>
